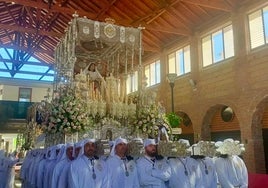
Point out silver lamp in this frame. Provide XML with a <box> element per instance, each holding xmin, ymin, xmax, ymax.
<box><xmin>167</xmin><ymin>73</ymin><xmax>177</xmax><ymax>112</ymax></box>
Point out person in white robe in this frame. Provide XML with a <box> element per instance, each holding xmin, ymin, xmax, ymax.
<box><xmin>106</xmin><ymin>137</ymin><xmax>140</xmax><ymax>188</ymax></box>
<box><xmin>214</xmin><ymin>139</ymin><xmax>248</xmax><ymax>188</ymax></box>
<box><xmin>28</xmin><ymin>149</ymin><xmax>43</xmax><ymax>188</ymax></box>
<box><xmin>5</xmin><ymin>152</ymin><xmax>18</xmax><ymax>188</ymax></box>
<box><xmin>20</xmin><ymin>150</ymin><xmax>34</xmax><ymax>188</ymax></box>
<box><xmin>43</xmin><ymin>144</ymin><xmax>64</xmax><ymax>188</ymax></box>
<box><xmin>168</xmin><ymin>156</ymin><xmax>199</xmax><ymax>188</ymax></box>
<box><xmin>28</xmin><ymin>149</ymin><xmax>47</xmax><ymax>188</ymax></box>
<box><xmin>25</xmin><ymin>150</ymin><xmax>35</xmax><ymax>188</ymax></box>
<box><xmin>57</xmin><ymin>160</ymin><xmax>72</xmax><ymax>188</ymax></box>
<box><xmin>51</xmin><ymin>143</ymin><xmax>74</xmax><ymax>188</ymax></box>
<box><xmin>0</xmin><ymin>150</ymin><xmax>7</xmax><ymax>188</ymax></box>
<box><xmin>0</xmin><ymin>152</ymin><xmax>17</xmax><ymax>188</ymax></box>
<box><xmin>68</xmin><ymin>139</ymin><xmax>108</xmax><ymax>188</ymax></box>
<box><xmin>73</xmin><ymin>140</ymin><xmax>84</xmax><ymax>159</ymax></box>
<box><xmin>136</xmin><ymin>138</ymin><xmax>171</xmax><ymax>188</ymax></box>
<box><xmin>168</xmin><ymin>139</ymin><xmax>199</xmax><ymax>188</ymax></box>
<box><xmin>190</xmin><ymin>142</ymin><xmax>218</xmax><ymax>188</ymax></box>
<box><xmin>36</xmin><ymin>149</ymin><xmax>48</xmax><ymax>188</ymax></box>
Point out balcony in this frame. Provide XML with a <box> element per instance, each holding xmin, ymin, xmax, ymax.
<box><xmin>0</xmin><ymin>101</ymin><xmax>34</xmax><ymax>133</ymax></box>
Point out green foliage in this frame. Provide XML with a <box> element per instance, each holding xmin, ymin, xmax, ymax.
<box><xmin>165</xmin><ymin>112</ymin><xmax>182</xmax><ymax>128</ymax></box>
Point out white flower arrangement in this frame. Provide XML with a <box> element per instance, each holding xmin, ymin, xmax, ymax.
<box><xmin>134</xmin><ymin>103</ymin><xmax>162</xmax><ymax>137</ymax></box>
<box><xmin>42</xmin><ymin>87</ymin><xmax>92</xmax><ymax>134</ymax></box>
<box><xmin>100</xmin><ymin>117</ymin><xmax>121</xmax><ymax>127</ymax></box>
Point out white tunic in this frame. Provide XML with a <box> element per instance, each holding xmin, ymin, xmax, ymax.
<box><xmin>20</xmin><ymin>152</ymin><xmax>33</xmax><ymax>188</ymax></box>
<box><xmin>43</xmin><ymin>159</ymin><xmax>57</xmax><ymax>188</ymax></box>
<box><xmin>36</xmin><ymin>157</ymin><xmax>46</xmax><ymax>188</ymax></box>
<box><xmin>28</xmin><ymin>154</ymin><xmax>42</xmax><ymax>187</ymax></box>
<box><xmin>6</xmin><ymin>158</ymin><xmax>17</xmax><ymax>188</ymax></box>
<box><xmin>68</xmin><ymin>155</ymin><xmax>108</xmax><ymax>188</ymax></box>
<box><xmin>168</xmin><ymin>157</ymin><xmax>198</xmax><ymax>188</ymax></box>
<box><xmin>136</xmin><ymin>156</ymin><xmax>171</xmax><ymax>188</ymax></box>
<box><xmin>193</xmin><ymin>157</ymin><xmax>218</xmax><ymax>188</ymax></box>
<box><xmin>0</xmin><ymin>158</ymin><xmax>8</xmax><ymax>188</ymax></box>
<box><xmin>51</xmin><ymin>143</ymin><xmax>74</xmax><ymax>188</ymax></box>
<box><xmin>57</xmin><ymin>161</ymin><xmax>71</xmax><ymax>188</ymax></box>
<box><xmin>106</xmin><ymin>155</ymin><xmax>140</xmax><ymax>188</ymax></box>
<box><xmin>51</xmin><ymin>158</ymin><xmax>70</xmax><ymax>188</ymax></box>
<box><xmin>215</xmin><ymin>155</ymin><xmax>248</xmax><ymax>188</ymax></box>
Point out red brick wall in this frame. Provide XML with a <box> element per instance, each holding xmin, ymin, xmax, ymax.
<box><xmin>145</xmin><ymin>1</ymin><xmax>268</xmax><ymax>173</ymax></box>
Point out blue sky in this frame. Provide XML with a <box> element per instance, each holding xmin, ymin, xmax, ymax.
<box><xmin>0</xmin><ymin>48</ymin><xmax>54</xmax><ymax>81</ymax></box>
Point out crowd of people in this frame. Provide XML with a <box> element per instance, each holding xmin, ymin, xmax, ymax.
<box><xmin>18</xmin><ymin>137</ymin><xmax>248</xmax><ymax>188</ymax></box>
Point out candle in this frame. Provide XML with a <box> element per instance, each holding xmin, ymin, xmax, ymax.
<box><xmin>125</xmin><ymin>50</ymin><xmax>128</xmax><ymax>74</ymax></box>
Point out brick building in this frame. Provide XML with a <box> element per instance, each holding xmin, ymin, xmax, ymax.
<box><xmin>143</xmin><ymin>1</ymin><xmax>268</xmax><ymax>174</ymax></box>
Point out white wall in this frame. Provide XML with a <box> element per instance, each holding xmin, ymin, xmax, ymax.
<box><xmin>2</xmin><ymin>85</ymin><xmax>18</xmax><ymax>101</ymax></box>
<box><xmin>0</xmin><ymin>78</ymin><xmax>53</xmax><ymax>102</ymax></box>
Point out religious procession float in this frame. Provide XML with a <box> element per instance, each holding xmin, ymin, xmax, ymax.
<box><xmin>23</xmin><ymin>14</ymin><xmax>245</xmax><ymax>159</ymax></box>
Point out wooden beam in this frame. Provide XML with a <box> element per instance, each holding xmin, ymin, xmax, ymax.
<box><xmin>96</xmin><ymin>0</ymin><xmax>118</xmax><ymax>19</ymax></box>
<box><xmin>179</xmin><ymin>2</ymin><xmax>202</xmax><ymax>22</ymax></box>
<box><xmin>4</xmin><ymin>2</ymin><xmax>19</xmax><ymax>25</ymax></box>
<box><xmin>23</xmin><ymin>13</ymin><xmax>60</xmax><ymax>58</ymax></box>
<box><xmin>0</xmin><ymin>22</ymin><xmax>63</xmax><ymax>38</ymax></box>
<box><xmin>181</xmin><ymin>0</ymin><xmax>232</xmax><ymax>12</ymax></box>
<box><xmin>145</xmin><ymin>0</ymin><xmax>181</xmax><ymax>25</ymax></box>
<box><xmin>25</xmin><ymin>6</ymin><xmax>36</xmax><ymax>27</ymax></box>
<box><xmin>170</xmin><ymin>7</ymin><xmax>193</xmax><ymax>29</ymax></box>
<box><xmin>143</xmin><ymin>30</ymin><xmax>162</xmax><ymax>49</ymax></box>
<box><xmin>56</xmin><ymin>0</ymin><xmax>69</xmax><ymax>7</ymax></box>
<box><xmin>145</xmin><ymin>24</ymin><xmax>192</xmax><ymax>36</ymax></box>
<box><xmin>130</xmin><ymin>0</ymin><xmax>180</xmax><ymax>26</ymax></box>
<box><xmin>0</xmin><ymin>43</ymin><xmax>54</xmax><ymax>56</ymax></box>
<box><xmin>143</xmin><ymin>43</ymin><xmax>161</xmax><ymax>53</ymax></box>
<box><xmin>1</xmin><ymin>0</ymin><xmax>96</xmax><ymax>18</ymax></box>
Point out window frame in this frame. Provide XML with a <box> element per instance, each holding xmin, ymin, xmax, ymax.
<box><xmin>144</xmin><ymin>59</ymin><xmax>161</xmax><ymax>87</ymax></box>
<box><xmin>201</xmin><ymin>23</ymin><xmax>234</xmax><ymax>67</ymax></box>
<box><xmin>18</xmin><ymin>87</ymin><xmax>32</xmax><ymax>102</ymax></box>
<box><xmin>167</xmin><ymin>45</ymin><xmax>191</xmax><ymax>76</ymax></box>
<box><xmin>247</xmin><ymin>4</ymin><xmax>268</xmax><ymax>50</ymax></box>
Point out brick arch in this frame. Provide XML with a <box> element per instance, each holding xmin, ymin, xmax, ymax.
<box><xmin>176</xmin><ymin>111</ymin><xmax>191</xmax><ymax>126</ymax></box>
<box><xmin>250</xmin><ymin>95</ymin><xmax>268</xmax><ymax>173</ymax></box>
<box><xmin>200</xmin><ymin>103</ymin><xmax>239</xmax><ymax>141</ymax></box>
<box><xmin>176</xmin><ymin>110</ymin><xmax>194</xmax><ymax>144</ymax></box>
<box><xmin>251</xmin><ymin>95</ymin><xmax>268</xmax><ymax>137</ymax></box>
<box><xmin>201</xmin><ymin>104</ymin><xmax>222</xmax><ymax>140</ymax></box>
<box><xmin>177</xmin><ymin>111</ymin><xmax>194</xmax><ymax>132</ymax></box>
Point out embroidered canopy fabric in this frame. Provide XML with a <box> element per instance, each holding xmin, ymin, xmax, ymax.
<box><xmin>76</xmin><ymin>17</ymin><xmax>141</xmax><ymax>61</ymax></box>
<box><xmin>54</xmin><ymin>15</ymin><xmax>142</xmax><ymax>87</ymax></box>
